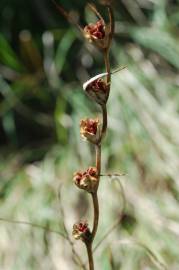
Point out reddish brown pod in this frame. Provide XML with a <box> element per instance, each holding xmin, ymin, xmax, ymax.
<box><xmin>83</xmin><ymin>19</ymin><xmax>111</xmax><ymax>49</ymax></box>
<box><xmin>83</xmin><ymin>73</ymin><xmax>109</xmax><ymax>105</ymax></box>
<box><xmin>73</xmin><ymin>167</ymin><xmax>98</xmax><ymax>193</ymax></box>
<box><xmin>83</xmin><ymin>7</ymin><xmax>113</xmax><ymax>51</ymax></box>
<box><xmin>80</xmin><ymin>118</ymin><xmax>101</xmax><ymax>144</ymax></box>
<box><xmin>72</xmin><ymin>221</ymin><xmax>91</xmax><ymax>242</ymax></box>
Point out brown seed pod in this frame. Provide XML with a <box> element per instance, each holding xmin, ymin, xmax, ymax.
<box><xmin>83</xmin><ymin>73</ymin><xmax>110</xmax><ymax>105</ymax></box>
<box><xmin>80</xmin><ymin>118</ymin><xmax>101</xmax><ymax>144</ymax></box>
<box><xmin>73</xmin><ymin>167</ymin><xmax>98</xmax><ymax>193</ymax></box>
<box><xmin>83</xmin><ymin>20</ymin><xmax>111</xmax><ymax>49</ymax></box>
<box><xmin>72</xmin><ymin>221</ymin><xmax>91</xmax><ymax>241</ymax></box>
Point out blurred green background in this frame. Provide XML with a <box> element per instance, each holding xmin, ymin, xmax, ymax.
<box><xmin>0</xmin><ymin>0</ymin><xmax>179</xmax><ymax>269</ymax></box>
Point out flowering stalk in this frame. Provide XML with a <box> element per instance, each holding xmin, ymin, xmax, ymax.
<box><xmin>52</xmin><ymin>1</ymin><xmax>115</xmax><ymax>269</ymax></box>
<box><xmin>77</xmin><ymin>4</ymin><xmax>114</xmax><ymax>270</ymax></box>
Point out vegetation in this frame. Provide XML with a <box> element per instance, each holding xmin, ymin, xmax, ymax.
<box><xmin>0</xmin><ymin>0</ymin><xmax>179</xmax><ymax>269</ymax></box>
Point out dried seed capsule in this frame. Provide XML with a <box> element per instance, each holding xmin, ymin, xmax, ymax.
<box><xmin>80</xmin><ymin>118</ymin><xmax>101</xmax><ymax>144</ymax></box>
<box><xmin>73</xmin><ymin>167</ymin><xmax>98</xmax><ymax>193</ymax></box>
<box><xmin>84</xmin><ymin>20</ymin><xmax>105</xmax><ymax>40</ymax></box>
<box><xmin>83</xmin><ymin>20</ymin><xmax>110</xmax><ymax>49</ymax></box>
<box><xmin>72</xmin><ymin>221</ymin><xmax>91</xmax><ymax>241</ymax></box>
<box><xmin>83</xmin><ymin>73</ymin><xmax>110</xmax><ymax>105</ymax></box>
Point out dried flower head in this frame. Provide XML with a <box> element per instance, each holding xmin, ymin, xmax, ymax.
<box><xmin>73</xmin><ymin>167</ymin><xmax>98</xmax><ymax>193</ymax></box>
<box><xmin>84</xmin><ymin>20</ymin><xmax>105</xmax><ymax>40</ymax></box>
<box><xmin>80</xmin><ymin>118</ymin><xmax>101</xmax><ymax>144</ymax></box>
<box><xmin>72</xmin><ymin>221</ymin><xmax>91</xmax><ymax>241</ymax></box>
<box><xmin>83</xmin><ymin>73</ymin><xmax>109</xmax><ymax>105</ymax></box>
<box><xmin>84</xmin><ymin>20</ymin><xmax>110</xmax><ymax>49</ymax></box>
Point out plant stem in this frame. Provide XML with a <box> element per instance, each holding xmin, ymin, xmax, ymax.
<box><xmin>88</xmin><ymin>95</ymin><xmax>107</xmax><ymax>269</ymax></box>
<box><xmin>86</xmin><ymin>243</ymin><xmax>94</xmax><ymax>270</ymax></box>
<box><xmin>96</xmin><ymin>144</ymin><xmax>101</xmax><ymax>173</ymax></box>
<box><xmin>104</xmin><ymin>5</ymin><xmax>114</xmax><ymax>97</ymax></box>
<box><xmin>104</xmin><ymin>48</ymin><xmax>111</xmax><ymax>85</ymax></box>
<box><xmin>51</xmin><ymin>0</ymin><xmax>83</xmax><ymax>33</ymax></box>
<box><xmin>88</xmin><ymin>49</ymin><xmax>110</xmax><ymax>269</ymax></box>
<box><xmin>85</xmin><ymin>5</ymin><xmax>115</xmax><ymax>270</ymax></box>
<box><xmin>91</xmin><ymin>192</ymin><xmax>99</xmax><ymax>240</ymax></box>
<box><xmin>102</xmin><ymin>105</ymin><xmax>108</xmax><ymax>137</ymax></box>
<box><xmin>107</xmin><ymin>6</ymin><xmax>115</xmax><ymax>48</ymax></box>
<box><xmin>0</xmin><ymin>217</ymin><xmax>66</xmax><ymax>238</ymax></box>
